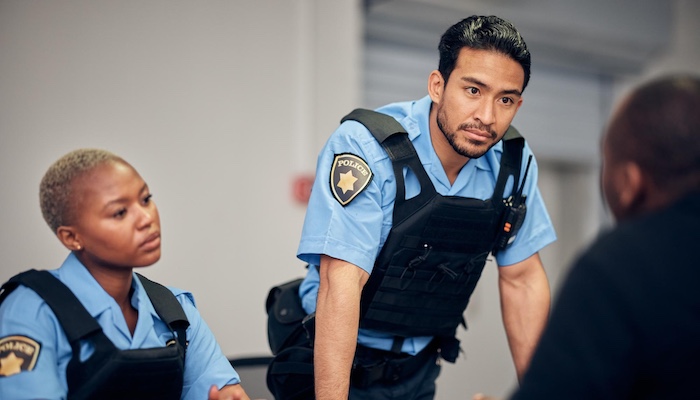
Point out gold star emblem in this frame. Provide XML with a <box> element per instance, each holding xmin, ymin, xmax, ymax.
<box><xmin>330</xmin><ymin>153</ymin><xmax>373</xmax><ymax>206</ymax></box>
<box><xmin>0</xmin><ymin>352</ymin><xmax>24</xmax><ymax>377</ymax></box>
<box><xmin>336</xmin><ymin>171</ymin><xmax>358</xmax><ymax>194</ymax></box>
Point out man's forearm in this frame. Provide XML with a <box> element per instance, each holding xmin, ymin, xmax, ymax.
<box><xmin>499</xmin><ymin>256</ymin><xmax>551</xmax><ymax>381</ymax></box>
<box><xmin>315</xmin><ymin>256</ymin><xmax>369</xmax><ymax>399</ymax></box>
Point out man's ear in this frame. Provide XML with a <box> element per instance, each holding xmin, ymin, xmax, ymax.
<box><xmin>428</xmin><ymin>70</ymin><xmax>444</xmax><ymax>104</ymax></box>
<box><xmin>617</xmin><ymin>161</ymin><xmax>646</xmax><ymax>215</ymax></box>
<box><xmin>56</xmin><ymin>226</ymin><xmax>82</xmax><ymax>252</ymax></box>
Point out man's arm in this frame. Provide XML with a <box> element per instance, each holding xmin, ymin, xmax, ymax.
<box><xmin>315</xmin><ymin>254</ymin><xmax>370</xmax><ymax>400</ymax></box>
<box><xmin>498</xmin><ymin>252</ymin><xmax>550</xmax><ymax>381</ymax></box>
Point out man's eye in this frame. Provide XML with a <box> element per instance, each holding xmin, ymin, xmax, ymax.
<box><xmin>467</xmin><ymin>87</ymin><xmax>479</xmax><ymax>94</ymax></box>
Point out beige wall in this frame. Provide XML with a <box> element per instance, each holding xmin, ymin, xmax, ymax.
<box><xmin>0</xmin><ymin>0</ymin><xmax>362</xmax><ymax>358</ymax></box>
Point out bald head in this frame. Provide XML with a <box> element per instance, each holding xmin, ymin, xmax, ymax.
<box><xmin>602</xmin><ymin>75</ymin><xmax>700</xmax><ymax>220</ymax></box>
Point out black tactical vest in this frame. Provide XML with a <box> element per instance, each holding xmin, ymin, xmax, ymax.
<box><xmin>341</xmin><ymin>109</ymin><xmax>524</xmax><ymax>343</ymax></box>
<box><xmin>0</xmin><ymin>270</ymin><xmax>189</xmax><ymax>400</ymax></box>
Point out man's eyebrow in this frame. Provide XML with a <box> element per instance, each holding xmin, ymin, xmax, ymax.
<box><xmin>461</xmin><ymin>76</ymin><xmax>522</xmax><ymax>97</ymax></box>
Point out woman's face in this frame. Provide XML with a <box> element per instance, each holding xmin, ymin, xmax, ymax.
<box><xmin>69</xmin><ymin>161</ymin><xmax>161</xmax><ymax>272</ymax></box>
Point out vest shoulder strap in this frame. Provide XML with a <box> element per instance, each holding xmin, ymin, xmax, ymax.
<box><xmin>341</xmin><ymin>108</ymin><xmax>406</xmax><ymax>143</ymax></box>
<box><xmin>1</xmin><ymin>269</ymin><xmax>101</xmax><ymax>343</ymax></box>
<box><xmin>135</xmin><ymin>273</ymin><xmax>189</xmax><ymax>332</ymax></box>
<box><xmin>0</xmin><ymin>269</ymin><xmax>189</xmax><ymax>344</ymax></box>
<box><xmin>493</xmin><ymin>126</ymin><xmax>525</xmax><ymax>202</ymax></box>
<box><xmin>341</xmin><ymin>108</ymin><xmax>420</xmax><ymax>164</ymax></box>
<box><xmin>341</xmin><ymin>108</ymin><xmax>436</xmax><ymax>220</ymax></box>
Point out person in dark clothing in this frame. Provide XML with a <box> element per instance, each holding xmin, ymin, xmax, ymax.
<box><xmin>476</xmin><ymin>74</ymin><xmax>700</xmax><ymax>399</ymax></box>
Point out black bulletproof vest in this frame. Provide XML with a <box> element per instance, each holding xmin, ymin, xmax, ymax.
<box><xmin>341</xmin><ymin>109</ymin><xmax>524</xmax><ymax>340</ymax></box>
<box><xmin>0</xmin><ymin>270</ymin><xmax>189</xmax><ymax>400</ymax></box>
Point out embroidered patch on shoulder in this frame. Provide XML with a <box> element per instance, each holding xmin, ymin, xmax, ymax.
<box><xmin>0</xmin><ymin>335</ymin><xmax>41</xmax><ymax>377</ymax></box>
<box><xmin>330</xmin><ymin>153</ymin><xmax>373</xmax><ymax>206</ymax></box>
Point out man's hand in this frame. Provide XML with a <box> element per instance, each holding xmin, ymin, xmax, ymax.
<box><xmin>208</xmin><ymin>384</ymin><xmax>251</xmax><ymax>400</ymax></box>
<box><xmin>473</xmin><ymin>393</ymin><xmax>500</xmax><ymax>400</ymax></box>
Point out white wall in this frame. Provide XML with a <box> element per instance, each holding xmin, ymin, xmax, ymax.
<box><xmin>0</xmin><ymin>0</ymin><xmax>362</xmax><ymax>359</ymax></box>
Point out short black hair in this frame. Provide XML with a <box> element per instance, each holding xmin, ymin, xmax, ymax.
<box><xmin>438</xmin><ymin>15</ymin><xmax>531</xmax><ymax>91</ymax></box>
<box><xmin>607</xmin><ymin>74</ymin><xmax>700</xmax><ymax>194</ymax></box>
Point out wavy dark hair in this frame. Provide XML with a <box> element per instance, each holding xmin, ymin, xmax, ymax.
<box><xmin>438</xmin><ymin>15</ymin><xmax>531</xmax><ymax>91</ymax></box>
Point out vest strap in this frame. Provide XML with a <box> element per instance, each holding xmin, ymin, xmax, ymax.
<box><xmin>1</xmin><ymin>270</ymin><xmax>189</xmax><ymax>348</ymax></box>
<box><xmin>341</xmin><ymin>108</ymin><xmax>437</xmax><ymax>224</ymax></box>
<box><xmin>2</xmin><ymin>270</ymin><xmax>102</xmax><ymax>343</ymax></box>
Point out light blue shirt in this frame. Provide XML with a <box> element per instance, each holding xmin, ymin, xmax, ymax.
<box><xmin>0</xmin><ymin>253</ymin><xmax>239</xmax><ymax>400</ymax></box>
<box><xmin>297</xmin><ymin>95</ymin><xmax>557</xmax><ymax>354</ymax></box>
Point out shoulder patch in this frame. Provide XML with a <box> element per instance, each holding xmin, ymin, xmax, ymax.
<box><xmin>330</xmin><ymin>153</ymin><xmax>373</xmax><ymax>206</ymax></box>
<box><xmin>0</xmin><ymin>335</ymin><xmax>41</xmax><ymax>377</ymax></box>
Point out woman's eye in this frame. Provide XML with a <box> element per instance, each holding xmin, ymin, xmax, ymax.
<box><xmin>113</xmin><ymin>208</ymin><xmax>127</xmax><ymax>219</ymax></box>
<box><xmin>143</xmin><ymin>194</ymin><xmax>153</xmax><ymax>205</ymax></box>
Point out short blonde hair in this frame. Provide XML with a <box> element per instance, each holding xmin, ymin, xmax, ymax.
<box><xmin>39</xmin><ymin>148</ymin><xmax>123</xmax><ymax>233</ymax></box>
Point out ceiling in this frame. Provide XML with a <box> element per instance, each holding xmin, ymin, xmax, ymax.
<box><xmin>364</xmin><ymin>0</ymin><xmax>674</xmax><ymax>75</ymax></box>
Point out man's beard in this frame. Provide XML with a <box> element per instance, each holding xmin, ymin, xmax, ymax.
<box><xmin>437</xmin><ymin>108</ymin><xmax>498</xmax><ymax>159</ymax></box>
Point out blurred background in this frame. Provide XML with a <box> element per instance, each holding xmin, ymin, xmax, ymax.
<box><xmin>1</xmin><ymin>0</ymin><xmax>697</xmax><ymax>398</ymax></box>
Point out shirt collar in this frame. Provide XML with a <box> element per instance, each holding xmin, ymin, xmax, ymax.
<box><xmin>55</xmin><ymin>253</ymin><xmax>159</xmax><ymax>323</ymax></box>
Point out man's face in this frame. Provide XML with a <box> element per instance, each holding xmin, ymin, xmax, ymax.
<box><xmin>69</xmin><ymin>161</ymin><xmax>162</xmax><ymax>272</ymax></box>
<box><xmin>601</xmin><ymin>127</ymin><xmax>638</xmax><ymax>222</ymax></box>
<box><xmin>601</xmin><ymin>100</ymin><xmax>637</xmax><ymax>222</ymax></box>
<box><xmin>433</xmin><ymin>47</ymin><xmax>524</xmax><ymax>159</ymax></box>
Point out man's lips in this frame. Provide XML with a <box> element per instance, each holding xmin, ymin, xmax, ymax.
<box><xmin>464</xmin><ymin>128</ymin><xmax>493</xmax><ymax>141</ymax></box>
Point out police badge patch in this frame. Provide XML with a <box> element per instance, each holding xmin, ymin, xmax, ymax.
<box><xmin>0</xmin><ymin>335</ymin><xmax>41</xmax><ymax>377</ymax></box>
<box><xmin>330</xmin><ymin>153</ymin><xmax>373</xmax><ymax>206</ymax></box>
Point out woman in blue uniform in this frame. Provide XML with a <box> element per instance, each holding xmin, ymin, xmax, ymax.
<box><xmin>0</xmin><ymin>149</ymin><xmax>250</xmax><ymax>400</ymax></box>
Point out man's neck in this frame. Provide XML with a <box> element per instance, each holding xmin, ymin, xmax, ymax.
<box><xmin>428</xmin><ymin>110</ymin><xmax>469</xmax><ymax>185</ymax></box>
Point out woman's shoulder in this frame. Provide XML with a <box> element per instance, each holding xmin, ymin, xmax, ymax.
<box><xmin>0</xmin><ymin>283</ymin><xmax>49</xmax><ymax>317</ymax></box>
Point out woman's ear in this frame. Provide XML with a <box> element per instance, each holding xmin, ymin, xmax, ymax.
<box><xmin>56</xmin><ymin>226</ymin><xmax>82</xmax><ymax>252</ymax></box>
<box><xmin>428</xmin><ymin>70</ymin><xmax>445</xmax><ymax>104</ymax></box>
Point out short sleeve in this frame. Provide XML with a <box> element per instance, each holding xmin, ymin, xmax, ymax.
<box><xmin>174</xmin><ymin>289</ymin><xmax>241</xmax><ymax>400</ymax></box>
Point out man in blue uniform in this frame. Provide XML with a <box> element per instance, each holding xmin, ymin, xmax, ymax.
<box><xmin>0</xmin><ymin>149</ymin><xmax>249</xmax><ymax>400</ymax></box>
<box><xmin>297</xmin><ymin>15</ymin><xmax>556</xmax><ymax>399</ymax></box>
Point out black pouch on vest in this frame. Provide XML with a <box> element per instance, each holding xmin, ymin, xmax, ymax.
<box><xmin>265</xmin><ymin>277</ymin><xmax>310</xmax><ymax>355</ymax></box>
<box><xmin>265</xmin><ymin>277</ymin><xmax>316</xmax><ymax>399</ymax></box>
<box><xmin>266</xmin><ymin>345</ymin><xmax>315</xmax><ymax>400</ymax></box>
<box><xmin>67</xmin><ymin>333</ymin><xmax>185</xmax><ymax>400</ymax></box>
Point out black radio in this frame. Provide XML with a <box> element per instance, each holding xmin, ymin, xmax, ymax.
<box><xmin>494</xmin><ymin>155</ymin><xmax>533</xmax><ymax>252</ymax></box>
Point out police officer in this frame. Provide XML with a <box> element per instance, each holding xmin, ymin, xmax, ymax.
<box><xmin>0</xmin><ymin>149</ymin><xmax>250</xmax><ymax>400</ymax></box>
<box><xmin>296</xmin><ymin>15</ymin><xmax>557</xmax><ymax>399</ymax></box>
